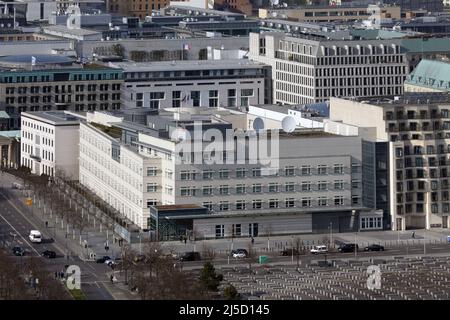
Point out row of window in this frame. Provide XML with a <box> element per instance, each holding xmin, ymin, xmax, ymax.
<box><xmin>176</xmin><ymin>180</ymin><xmax>355</xmax><ymax>195</ymax></box>
<box><xmin>178</xmin><ymin>165</ymin><xmax>346</xmax><ymax>180</ymax></box>
<box><xmin>201</xmin><ymin>196</ymin><xmax>359</xmax><ymax>211</ymax></box>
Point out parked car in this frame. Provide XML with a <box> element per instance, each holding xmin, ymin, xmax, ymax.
<box><xmin>29</xmin><ymin>230</ymin><xmax>42</xmax><ymax>243</ymax></box>
<box><xmin>105</xmin><ymin>259</ymin><xmax>116</xmax><ymax>267</ymax></box>
<box><xmin>42</xmin><ymin>250</ymin><xmax>56</xmax><ymax>259</ymax></box>
<box><xmin>179</xmin><ymin>251</ymin><xmax>201</xmax><ymax>261</ymax></box>
<box><xmin>231</xmin><ymin>249</ymin><xmax>248</xmax><ymax>258</ymax></box>
<box><xmin>12</xmin><ymin>246</ymin><xmax>25</xmax><ymax>256</ymax></box>
<box><xmin>364</xmin><ymin>244</ymin><xmax>385</xmax><ymax>252</ymax></box>
<box><xmin>310</xmin><ymin>245</ymin><xmax>328</xmax><ymax>254</ymax></box>
<box><xmin>280</xmin><ymin>248</ymin><xmax>300</xmax><ymax>256</ymax></box>
<box><xmin>338</xmin><ymin>243</ymin><xmax>359</xmax><ymax>253</ymax></box>
<box><xmin>96</xmin><ymin>256</ymin><xmax>111</xmax><ymax>263</ymax></box>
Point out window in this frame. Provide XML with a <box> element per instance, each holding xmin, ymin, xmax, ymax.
<box><xmin>334</xmin><ymin>196</ymin><xmax>344</xmax><ymax>206</ymax></box>
<box><xmin>318</xmin><ymin>197</ymin><xmax>327</xmax><ymax>206</ymax></box>
<box><xmin>219</xmin><ymin>202</ymin><xmax>229</xmax><ymax>211</ymax></box>
<box><xmin>232</xmin><ymin>224</ymin><xmax>242</xmax><ymax>236</ymax></box>
<box><xmin>215</xmin><ymin>225</ymin><xmax>225</xmax><ymax>238</ymax></box>
<box><xmin>146</xmin><ymin>183</ymin><xmax>157</xmax><ymax>192</ymax></box>
<box><xmin>252</xmin><ymin>184</ymin><xmax>262</xmax><ymax>193</ymax></box>
<box><xmin>318</xmin><ymin>181</ymin><xmax>328</xmax><ymax>191</ymax></box>
<box><xmin>285</xmin><ymin>182</ymin><xmax>295</xmax><ymax>192</ymax></box>
<box><xmin>203</xmin><ymin>202</ymin><xmax>213</xmax><ymax>211</ymax></box>
<box><xmin>268</xmin><ymin>183</ymin><xmax>279</xmax><ymax>193</ymax></box>
<box><xmin>334</xmin><ymin>180</ymin><xmax>344</xmax><ymax>190</ymax></box>
<box><xmin>219</xmin><ymin>169</ymin><xmax>229</xmax><ymax>179</ymax></box>
<box><xmin>150</xmin><ymin>92</ymin><xmax>164</xmax><ymax>109</ymax></box>
<box><xmin>269</xmin><ymin>199</ymin><xmax>279</xmax><ymax>208</ymax></box>
<box><xmin>301</xmin><ymin>181</ymin><xmax>311</xmax><ymax>192</ymax></box>
<box><xmin>203</xmin><ymin>170</ymin><xmax>214</xmax><ymax>179</ymax></box>
<box><xmin>219</xmin><ymin>185</ymin><xmax>229</xmax><ymax>195</ymax></box>
<box><xmin>191</xmin><ymin>91</ymin><xmax>200</xmax><ymax>107</ymax></box>
<box><xmin>180</xmin><ymin>187</ymin><xmax>193</xmax><ymax>196</ymax></box>
<box><xmin>301</xmin><ymin>165</ymin><xmax>311</xmax><ymax>175</ymax></box>
<box><xmin>172</xmin><ymin>91</ymin><xmax>181</xmax><ymax>108</ymax></box>
<box><xmin>228</xmin><ymin>89</ymin><xmax>236</xmax><ymax>107</ymax></box>
<box><xmin>236</xmin><ymin>168</ymin><xmax>246</xmax><ymax>178</ymax></box>
<box><xmin>146</xmin><ymin>167</ymin><xmax>157</xmax><ymax>176</ymax></box>
<box><xmin>146</xmin><ymin>199</ymin><xmax>157</xmax><ymax>208</ymax></box>
<box><xmin>240</xmin><ymin>89</ymin><xmax>253</xmax><ymax>106</ymax></box>
<box><xmin>285</xmin><ymin>198</ymin><xmax>295</xmax><ymax>208</ymax></box>
<box><xmin>209</xmin><ymin>90</ymin><xmax>218</xmax><ymax>107</ymax></box>
<box><xmin>285</xmin><ymin>166</ymin><xmax>295</xmax><ymax>176</ymax></box>
<box><xmin>180</xmin><ymin>171</ymin><xmax>191</xmax><ymax>180</ymax></box>
<box><xmin>334</xmin><ymin>164</ymin><xmax>344</xmax><ymax>174</ymax></box>
<box><xmin>203</xmin><ymin>186</ymin><xmax>213</xmax><ymax>195</ymax></box>
<box><xmin>301</xmin><ymin>197</ymin><xmax>311</xmax><ymax>207</ymax></box>
<box><xmin>236</xmin><ymin>184</ymin><xmax>246</xmax><ymax>194</ymax></box>
<box><xmin>318</xmin><ymin>165</ymin><xmax>327</xmax><ymax>175</ymax></box>
<box><xmin>352</xmin><ymin>196</ymin><xmax>360</xmax><ymax>205</ymax></box>
<box><xmin>236</xmin><ymin>201</ymin><xmax>246</xmax><ymax>210</ymax></box>
<box><xmin>252</xmin><ymin>168</ymin><xmax>261</xmax><ymax>177</ymax></box>
<box><xmin>252</xmin><ymin>200</ymin><xmax>262</xmax><ymax>209</ymax></box>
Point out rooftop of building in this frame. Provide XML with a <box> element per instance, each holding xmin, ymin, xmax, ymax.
<box><xmin>405</xmin><ymin>59</ymin><xmax>450</xmax><ymax>91</ymax></box>
<box><xmin>42</xmin><ymin>25</ymin><xmax>102</xmax><ymax>36</ymax></box>
<box><xmin>0</xmin><ymin>54</ymin><xmax>74</xmax><ymax>68</ymax></box>
<box><xmin>108</xmin><ymin>59</ymin><xmax>266</xmax><ymax>72</ymax></box>
<box><xmin>351</xmin><ymin>92</ymin><xmax>450</xmax><ymax>107</ymax></box>
<box><xmin>21</xmin><ymin>111</ymin><xmax>81</xmax><ymax>125</ymax></box>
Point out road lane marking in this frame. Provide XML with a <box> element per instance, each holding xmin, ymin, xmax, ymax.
<box><xmin>0</xmin><ymin>190</ymin><xmax>66</xmax><ymax>256</ymax></box>
<box><xmin>0</xmin><ymin>210</ymin><xmax>40</xmax><ymax>256</ymax></box>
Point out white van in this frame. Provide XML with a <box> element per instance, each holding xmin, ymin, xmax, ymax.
<box><xmin>29</xmin><ymin>230</ymin><xmax>42</xmax><ymax>243</ymax></box>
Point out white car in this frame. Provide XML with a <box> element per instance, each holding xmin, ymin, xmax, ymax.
<box><xmin>104</xmin><ymin>259</ymin><xmax>116</xmax><ymax>266</ymax></box>
<box><xmin>310</xmin><ymin>245</ymin><xmax>328</xmax><ymax>254</ymax></box>
<box><xmin>29</xmin><ymin>230</ymin><xmax>42</xmax><ymax>243</ymax></box>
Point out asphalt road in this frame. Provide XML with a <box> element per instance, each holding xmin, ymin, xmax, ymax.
<box><xmin>178</xmin><ymin>242</ymin><xmax>450</xmax><ymax>270</ymax></box>
<box><xmin>0</xmin><ymin>189</ymin><xmax>115</xmax><ymax>300</ymax></box>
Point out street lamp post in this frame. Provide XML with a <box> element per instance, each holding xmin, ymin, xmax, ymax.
<box><xmin>329</xmin><ymin>222</ymin><xmax>333</xmax><ymax>248</ymax></box>
<box><xmin>354</xmin><ymin>232</ymin><xmax>357</xmax><ymax>258</ymax></box>
<box><xmin>291</xmin><ymin>236</ymin><xmax>294</xmax><ymax>262</ymax></box>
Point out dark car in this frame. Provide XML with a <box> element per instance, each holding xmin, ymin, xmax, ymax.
<box><xmin>12</xmin><ymin>246</ymin><xmax>25</xmax><ymax>256</ymax></box>
<box><xmin>179</xmin><ymin>252</ymin><xmax>201</xmax><ymax>261</ymax></box>
<box><xmin>230</xmin><ymin>249</ymin><xmax>249</xmax><ymax>258</ymax></box>
<box><xmin>364</xmin><ymin>244</ymin><xmax>385</xmax><ymax>252</ymax></box>
<box><xmin>338</xmin><ymin>243</ymin><xmax>359</xmax><ymax>253</ymax></box>
<box><xmin>280</xmin><ymin>248</ymin><xmax>300</xmax><ymax>256</ymax></box>
<box><xmin>96</xmin><ymin>255</ymin><xmax>111</xmax><ymax>263</ymax></box>
<box><xmin>42</xmin><ymin>250</ymin><xmax>56</xmax><ymax>259</ymax></box>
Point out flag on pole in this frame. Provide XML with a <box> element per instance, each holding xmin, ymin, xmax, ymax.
<box><xmin>31</xmin><ymin>56</ymin><xmax>36</xmax><ymax>66</ymax></box>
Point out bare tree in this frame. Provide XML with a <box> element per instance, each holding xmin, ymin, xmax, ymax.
<box><xmin>245</xmin><ymin>243</ymin><xmax>258</xmax><ymax>272</ymax></box>
<box><xmin>201</xmin><ymin>242</ymin><xmax>217</xmax><ymax>262</ymax></box>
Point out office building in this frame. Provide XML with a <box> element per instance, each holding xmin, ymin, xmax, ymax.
<box><xmin>21</xmin><ymin>111</ymin><xmax>81</xmax><ymax>178</ymax></box>
<box><xmin>0</xmin><ymin>55</ymin><xmax>123</xmax><ymax>130</ymax></box>
<box><xmin>249</xmin><ymin>31</ymin><xmax>408</xmax><ymax>105</ymax></box>
<box><xmin>79</xmin><ymin>107</ymin><xmax>377</xmax><ymax>237</ymax></box>
<box><xmin>329</xmin><ymin>93</ymin><xmax>450</xmax><ymax>231</ymax></box>
<box><xmin>109</xmin><ymin>59</ymin><xmax>269</xmax><ymax>110</ymax></box>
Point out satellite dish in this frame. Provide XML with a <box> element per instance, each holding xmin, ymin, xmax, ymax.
<box><xmin>253</xmin><ymin>117</ymin><xmax>265</xmax><ymax>132</ymax></box>
<box><xmin>282</xmin><ymin>116</ymin><xmax>296</xmax><ymax>133</ymax></box>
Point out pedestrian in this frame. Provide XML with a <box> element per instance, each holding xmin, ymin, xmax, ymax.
<box><xmin>412</xmin><ymin>232</ymin><xmax>415</xmax><ymax>239</ymax></box>
<box><xmin>251</xmin><ymin>237</ymin><xmax>254</xmax><ymax>245</ymax></box>
<box><xmin>184</xmin><ymin>236</ymin><xmax>187</xmax><ymax>244</ymax></box>
<box><xmin>55</xmin><ymin>271</ymin><xmax>58</xmax><ymax>279</ymax></box>
<box><xmin>110</xmin><ymin>274</ymin><xmax>114</xmax><ymax>284</ymax></box>
<box><xmin>180</xmin><ymin>235</ymin><xmax>183</xmax><ymax>243</ymax></box>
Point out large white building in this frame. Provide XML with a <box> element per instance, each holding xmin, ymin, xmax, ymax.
<box><xmin>329</xmin><ymin>93</ymin><xmax>450</xmax><ymax>231</ymax></box>
<box><xmin>79</xmin><ymin>108</ymin><xmax>378</xmax><ymax>238</ymax></box>
<box><xmin>21</xmin><ymin>111</ymin><xmax>81</xmax><ymax>179</ymax></box>
<box><xmin>108</xmin><ymin>59</ymin><xmax>270</xmax><ymax>110</ymax></box>
<box><xmin>249</xmin><ymin>30</ymin><xmax>409</xmax><ymax>105</ymax></box>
